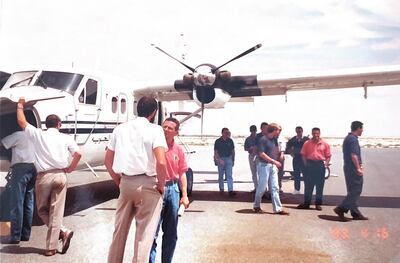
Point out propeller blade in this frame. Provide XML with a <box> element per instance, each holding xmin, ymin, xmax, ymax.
<box><xmin>213</xmin><ymin>44</ymin><xmax>262</xmax><ymax>73</ymax></box>
<box><xmin>152</xmin><ymin>44</ymin><xmax>196</xmax><ymax>72</ymax></box>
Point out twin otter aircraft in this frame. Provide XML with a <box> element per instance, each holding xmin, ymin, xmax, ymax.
<box><xmin>1</xmin><ymin>44</ymin><xmax>400</xmax><ymax>194</ymax></box>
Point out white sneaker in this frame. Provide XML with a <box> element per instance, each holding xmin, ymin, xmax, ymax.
<box><xmin>292</xmin><ymin>190</ymin><xmax>301</xmax><ymax>195</ymax></box>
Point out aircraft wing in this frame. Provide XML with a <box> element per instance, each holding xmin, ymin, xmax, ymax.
<box><xmin>133</xmin><ymin>65</ymin><xmax>400</xmax><ymax>102</ymax></box>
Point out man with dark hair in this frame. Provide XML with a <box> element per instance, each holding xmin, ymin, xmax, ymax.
<box><xmin>105</xmin><ymin>96</ymin><xmax>168</xmax><ymax>263</ymax></box>
<box><xmin>297</xmin><ymin>127</ymin><xmax>331</xmax><ymax>211</ymax></box>
<box><xmin>16</xmin><ymin>97</ymin><xmax>81</xmax><ymax>256</ymax></box>
<box><xmin>214</xmin><ymin>127</ymin><xmax>235</xmax><ymax>196</ymax></box>
<box><xmin>253</xmin><ymin>123</ymin><xmax>289</xmax><ymax>215</ymax></box>
<box><xmin>150</xmin><ymin>117</ymin><xmax>189</xmax><ymax>263</ymax></box>
<box><xmin>1</xmin><ymin>130</ymin><xmax>36</xmax><ymax>244</ymax></box>
<box><xmin>334</xmin><ymin>121</ymin><xmax>368</xmax><ymax>221</ymax></box>
<box><xmin>286</xmin><ymin>126</ymin><xmax>309</xmax><ymax>194</ymax></box>
<box><xmin>244</xmin><ymin>125</ymin><xmax>258</xmax><ymax>192</ymax></box>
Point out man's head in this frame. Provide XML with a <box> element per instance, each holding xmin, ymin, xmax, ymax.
<box><xmin>351</xmin><ymin>121</ymin><xmax>363</xmax><ymax>136</ymax></box>
<box><xmin>311</xmin><ymin>127</ymin><xmax>321</xmax><ymax>141</ymax></box>
<box><xmin>250</xmin><ymin>125</ymin><xmax>257</xmax><ymax>134</ymax></box>
<box><xmin>295</xmin><ymin>126</ymin><xmax>303</xmax><ymax>136</ymax></box>
<box><xmin>162</xmin><ymin>117</ymin><xmax>180</xmax><ymax>140</ymax></box>
<box><xmin>45</xmin><ymin>114</ymin><xmax>62</xmax><ymax>129</ymax></box>
<box><xmin>137</xmin><ymin>96</ymin><xmax>158</xmax><ymax>121</ymax></box>
<box><xmin>267</xmin><ymin>123</ymin><xmax>280</xmax><ymax>137</ymax></box>
<box><xmin>260</xmin><ymin>122</ymin><xmax>268</xmax><ymax>131</ymax></box>
<box><xmin>221</xmin><ymin>127</ymin><xmax>230</xmax><ymax>139</ymax></box>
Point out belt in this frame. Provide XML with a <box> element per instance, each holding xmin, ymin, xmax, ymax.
<box><xmin>165</xmin><ymin>180</ymin><xmax>178</xmax><ymax>186</ymax></box>
<box><xmin>38</xmin><ymin>168</ymin><xmax>65</xmax><ymax>176</ymax></box>
<box><xmin>307</xmin><ymin>159</ymin><xmax>324</xmax><ymax>163</ymax></box>
<box><xmin>122</xmin><ymin>173</ymin><xmax>148</xmax><ymax>177</ymax></box>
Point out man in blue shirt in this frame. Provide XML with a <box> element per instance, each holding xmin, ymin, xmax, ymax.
<box><xmin>244</xmin><ymin>125</ymin><xmax>258</xmax><ymax>192</ymax></box>
<box><xmin>334</xmin><ymin>121</ymin><xmax>368</xmax><ymax>221</ymax></box>
<box><xmin>214</xmin><ymin>128</ymin><xmax>235</xmax><ymax>196</ymax></box>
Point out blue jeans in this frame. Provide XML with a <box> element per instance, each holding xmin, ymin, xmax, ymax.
<box><xmin>149</xmin><ymin>181</ymin><xmax>180</xmax><ymax>263</ymax></box>
<box><xmin>9</xmin><ymin>163</ymin><xmax>37</xmax><ymax>241</ymax></box>
<box><xmin>253</xmin><ymin>162</ymin><xmax>282</xmax><ymax>212</ymax></box>
<box><xmin>218</xmin><ymin>157</ymin><xmax>233</xmax><ymax>192</ymax></box>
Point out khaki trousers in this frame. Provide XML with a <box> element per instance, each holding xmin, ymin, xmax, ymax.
<box><xmin>108</xmin><ymin>175</ymin><xmax>163</xmax><ymax>263</ymax></box>
<box><xmin>35</xmin><ymin>171</ymin><xmax>67</xmax><ymax>250</ymax></box>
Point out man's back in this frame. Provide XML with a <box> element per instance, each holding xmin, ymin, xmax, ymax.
<box><xmin>109</xmin><ymin>117</ymin><xmax>166</xmax><ymax>176</ymax></box>
<box><xmin>1</xmin><ymin>131</ymin><xmax>35</xmax><ymax>165</ymax></box>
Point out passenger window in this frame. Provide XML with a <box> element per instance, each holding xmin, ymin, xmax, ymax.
<box><xmin>112</xmin><ymin>97</ymin><xmax>118</xmax><ymax>113</ymax></box>
<box><xmin>85</xmin><ymin>79</ymin><xmax>97</xmax><ymax>105</ymax></box>
<box><xmin>121</xmin><ymin>98</ymin><xmax>126</xmax><ymax>114</ymax></box>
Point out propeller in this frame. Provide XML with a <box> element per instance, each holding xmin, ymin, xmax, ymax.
<box><xmin>212</xmin><ymin>43</ymin><xmax>262</xmax><ymax>73</ymax></box>
<box><xmin>151</xmin><ymin>44</ymin><xmax>195</xmax><ymax>72</ymax></box>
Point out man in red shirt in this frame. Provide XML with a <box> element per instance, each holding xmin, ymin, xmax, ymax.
<box><xmin>149</xmin><ymin>117</ymin><xmax>190</xmax><ymax>263</ymax></box>
<box><xmin>297</xmin><ymin>127</ymin><xmax>331</xmax><ymax>210</ymax></box>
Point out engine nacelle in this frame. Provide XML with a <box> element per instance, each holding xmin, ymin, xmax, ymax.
<box><xmin>193</xmin><ymin>87</ymin><xmax>231</xmax><ymax>108</ymax></box>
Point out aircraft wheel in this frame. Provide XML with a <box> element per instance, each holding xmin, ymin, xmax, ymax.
<box><xmin>186</xmin><ymin>168</ymin><xmax>193</xmax><ymax>196</ymax></box>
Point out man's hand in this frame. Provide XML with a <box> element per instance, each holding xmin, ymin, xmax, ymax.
<box><xmin>180</xmin><ymin>196</ymin><xmax>190</xmax><ymax>209</ymax></box>
<box><xmin>156</xmin><ymin>182</ymin><xmax>165</xmax><ymax>195</ymax></box>
<box><xmin>219</xmin><ymin>159</ymin><xmax>225</xmax><ymax>166</ymax></box>
<box><xmin>356</xmin><ymin>167</ymin><xmax>364</xmax><ymax>176</ymax></box>
<box><xmin>274</xmin><ymin>160</ymin><xmax>282</xmax><ymax>169</ymax></box>
<box><xmin>18</xmin><ymin>97</ymin><xmax>26</xmax><ymax>107</ymax></box>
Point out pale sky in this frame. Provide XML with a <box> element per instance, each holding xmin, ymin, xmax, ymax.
<box><xmin>0</xmin><ymin>0</ymin><xmax>399</xmax><ymax>137</ymax></box>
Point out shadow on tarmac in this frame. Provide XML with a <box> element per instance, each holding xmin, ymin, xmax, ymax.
<box><xmin>190</xmin><ymin>190</ymin><xmax>400</xmax><ymax>209</ymax></box>
<box><xmin>318</xmin><ymin>215</ymin><xmax>352</xmax><ymax>222</ymax></box>
<box><xmin>0</xmin><ymin>245</ymin><xmax>45</xmax><ymax>255</ymax></box>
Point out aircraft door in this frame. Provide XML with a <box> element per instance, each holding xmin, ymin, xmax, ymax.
<box><xmin>73</xmin><ymin>77</ymin><xmax>101</xmax><ymax>144</ymax></box>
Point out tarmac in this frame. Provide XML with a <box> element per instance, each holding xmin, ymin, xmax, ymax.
<box><xmin>0</xmin><ymin>145</ymin><xmax>399</xmax><ymax>262</ymax></box>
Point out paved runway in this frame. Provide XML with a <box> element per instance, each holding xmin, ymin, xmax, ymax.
<box><xmin>0</xmin><ymin>146</ymin><xmax>399</xmax><ymax>262</ymax></box>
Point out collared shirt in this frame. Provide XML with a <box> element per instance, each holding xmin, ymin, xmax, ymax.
<box><xmin>257</xmin><ymin>135</ymin><xmax>278</xmax><ymax>162</ymax></box>
<box><xmin>343</xmin><ymin>133</ymin><xmax>362</xmax><ymax>168</ymax></box>
<box><xmin>244</xmin><ymin>135</ymin><xmax>257</xmax><ymax>156</ymax></box>
<box><xmin>25</xmin><ymin>124</ymin><xmax>80</xmax><ymax>172</ymax></box>
<box><xmin>165</xmin><ymin>140</ymin><xmax>188</xmax><ymax>182</ymax></box>
<box><xmin>300</xmin><ymin>139</ymin><xmax>331</xmax><ymax>161</ymax></box>
<box><xmin>1</xmin><ymin>131</ymin><xmax>35</xmax><ymax>165</ymax></box>
<box><xmin>286</xmin><ymin>136</ymin><xmax>309</xmax><ymax>156</ymax></box>
<box><xmin>108</xmin><ymin>117</ymin><xmax>167</xmax><ymax>176</ymax></box>
<box><xmin>214</xmin><ymin>137</ymin><xmax>234</xmax><ymax>157</ymax></box>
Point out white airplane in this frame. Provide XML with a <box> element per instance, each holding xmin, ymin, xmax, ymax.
<box><xmin>1</xmin><ymin>44</ymin><xmax>400</xmax><ymax>195</ymax></box>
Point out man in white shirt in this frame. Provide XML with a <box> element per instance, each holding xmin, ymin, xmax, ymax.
<box><xmin>16</xmin><ymin>97</ymin><xmax>81</xmax><ymax>256</ymax></box>
<box><xmin>105</xmin><ymin>96</ymin><xmax>168</xmax><ymax>263</ymax></box>
<box><xmin>1</xmin><ymin>130</ymin><xmax>36</xmax><ymax>244</ymax></box>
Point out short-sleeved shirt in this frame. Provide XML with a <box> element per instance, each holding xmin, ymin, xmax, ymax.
<box><xmin>1</xmin><ymin>131</ymin><xmax>35</xmax><ymax>165</ymax></box>
<box><xmin>343</xmin><ymin>133</ymin><xmax>362</xmax><ymax>169</ymax></box>
<box><xmin>286</xmin><ymin>136</ymin><xmax>309</xmax><ymax>156</ymax></box>
<box><xmin>300</xmin><ymin>139</ymin><xmax>331</xmax><ymax>161</ymax></box>
<box><xmin>214</xmin><ymin>137</ymin><xmax>234</xmax><ymax>157</ymax></box>
<box><xmin>244</xmin><ymin>135</ymin><xmax>257</xmax><ymax>155</ymax></box>
<box><xmin>25</xmin><ymin>124</ymin><xmax>80</xmax><ymax>172</ymax></box>
<box><xmin>257</xmin><ymin>135</ymin><xmax>278</xmax><ymax>162</ymax></box>
<box><xmin>165</xmin><ymin>140</ymin><xmax>188</xmax><ymax>181</ymax></box>
<box><xmin>108</xmin><ymin>117</ymin><xmax>167</xmax><ymax>176</ymax></box>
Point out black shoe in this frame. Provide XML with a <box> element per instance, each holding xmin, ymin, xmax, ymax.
<box><xmin>352</xmin><ymin>214</ymin><xmax>369</xmax><ymax>220</ymax></box>
<box><xmin>275</xmin><ymin>210</ymin><xmax>290</xmax><ymax>216</ymax></box>
<box><xmin>61</xmin><ymin>230</ymin><xmax>74</xmax><ymax>254</ymax></box>
<box><xmin>334</xmin><ymin>207</ymin><xmax>349</xmax><ymax>222</ymax></box>
<box><xmin>228</xmin><ymin>191</ymin><xmax>236</xmax><ymax>197</ymax></box>
<box><xmin>315</xmin><ymin>205</ymin><xmax>322</xmax><ymax>211</ymax></box>
<box><xmin>253</xmin><ymin>207</ymin><xmax>262</xmax><ymax>213</ymax></box>
<box><xmin>20</xmin><ymin>236</ymin><xmax>30</xmax><ymax>241</ymax></box>
<box><xmin>297</xmin><ymin>204</ymin><xmax>310</xmax><ymax>209</ymax></box>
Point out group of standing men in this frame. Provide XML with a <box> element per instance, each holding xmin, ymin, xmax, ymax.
<box><xmin>1</xmin><ymin>96</ymin><xmax>190</xmax><ymax>263</ymax></box>
<box><xmin>243</xmin><ymin>121</ymin><xmax>368</xmax><ymax>220</ymax></box>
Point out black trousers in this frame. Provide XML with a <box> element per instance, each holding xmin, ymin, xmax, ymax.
<box><xmin>303</xmin><ymin>160</ymin><xmax>325</xmax><ymax>205</ymax></box>
<box><xmin>338</xmin><ymin>166</ymin><xmax>363</xmax><ymax>216</ymax></box>
<box><xmin>293</xmin><ymin>155</ymin><xmax>304</xmax><ymax>191</ymax></box>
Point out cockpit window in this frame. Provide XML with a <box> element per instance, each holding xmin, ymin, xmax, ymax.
<box><xmin>34</xmin><ymin>71</ymin><xmax>83</xmax><ymax>94</ymax></box>
<box><xmin>2</xmin><ymin>71</ymin><xmax>37</xmax><ymax>89</ymax></box>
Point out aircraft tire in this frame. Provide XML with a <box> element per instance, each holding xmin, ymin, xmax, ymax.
<box><xmin>186</xmin><ymin>168</ymin><xmax>193</xmax><ymax>196</ymax></box>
